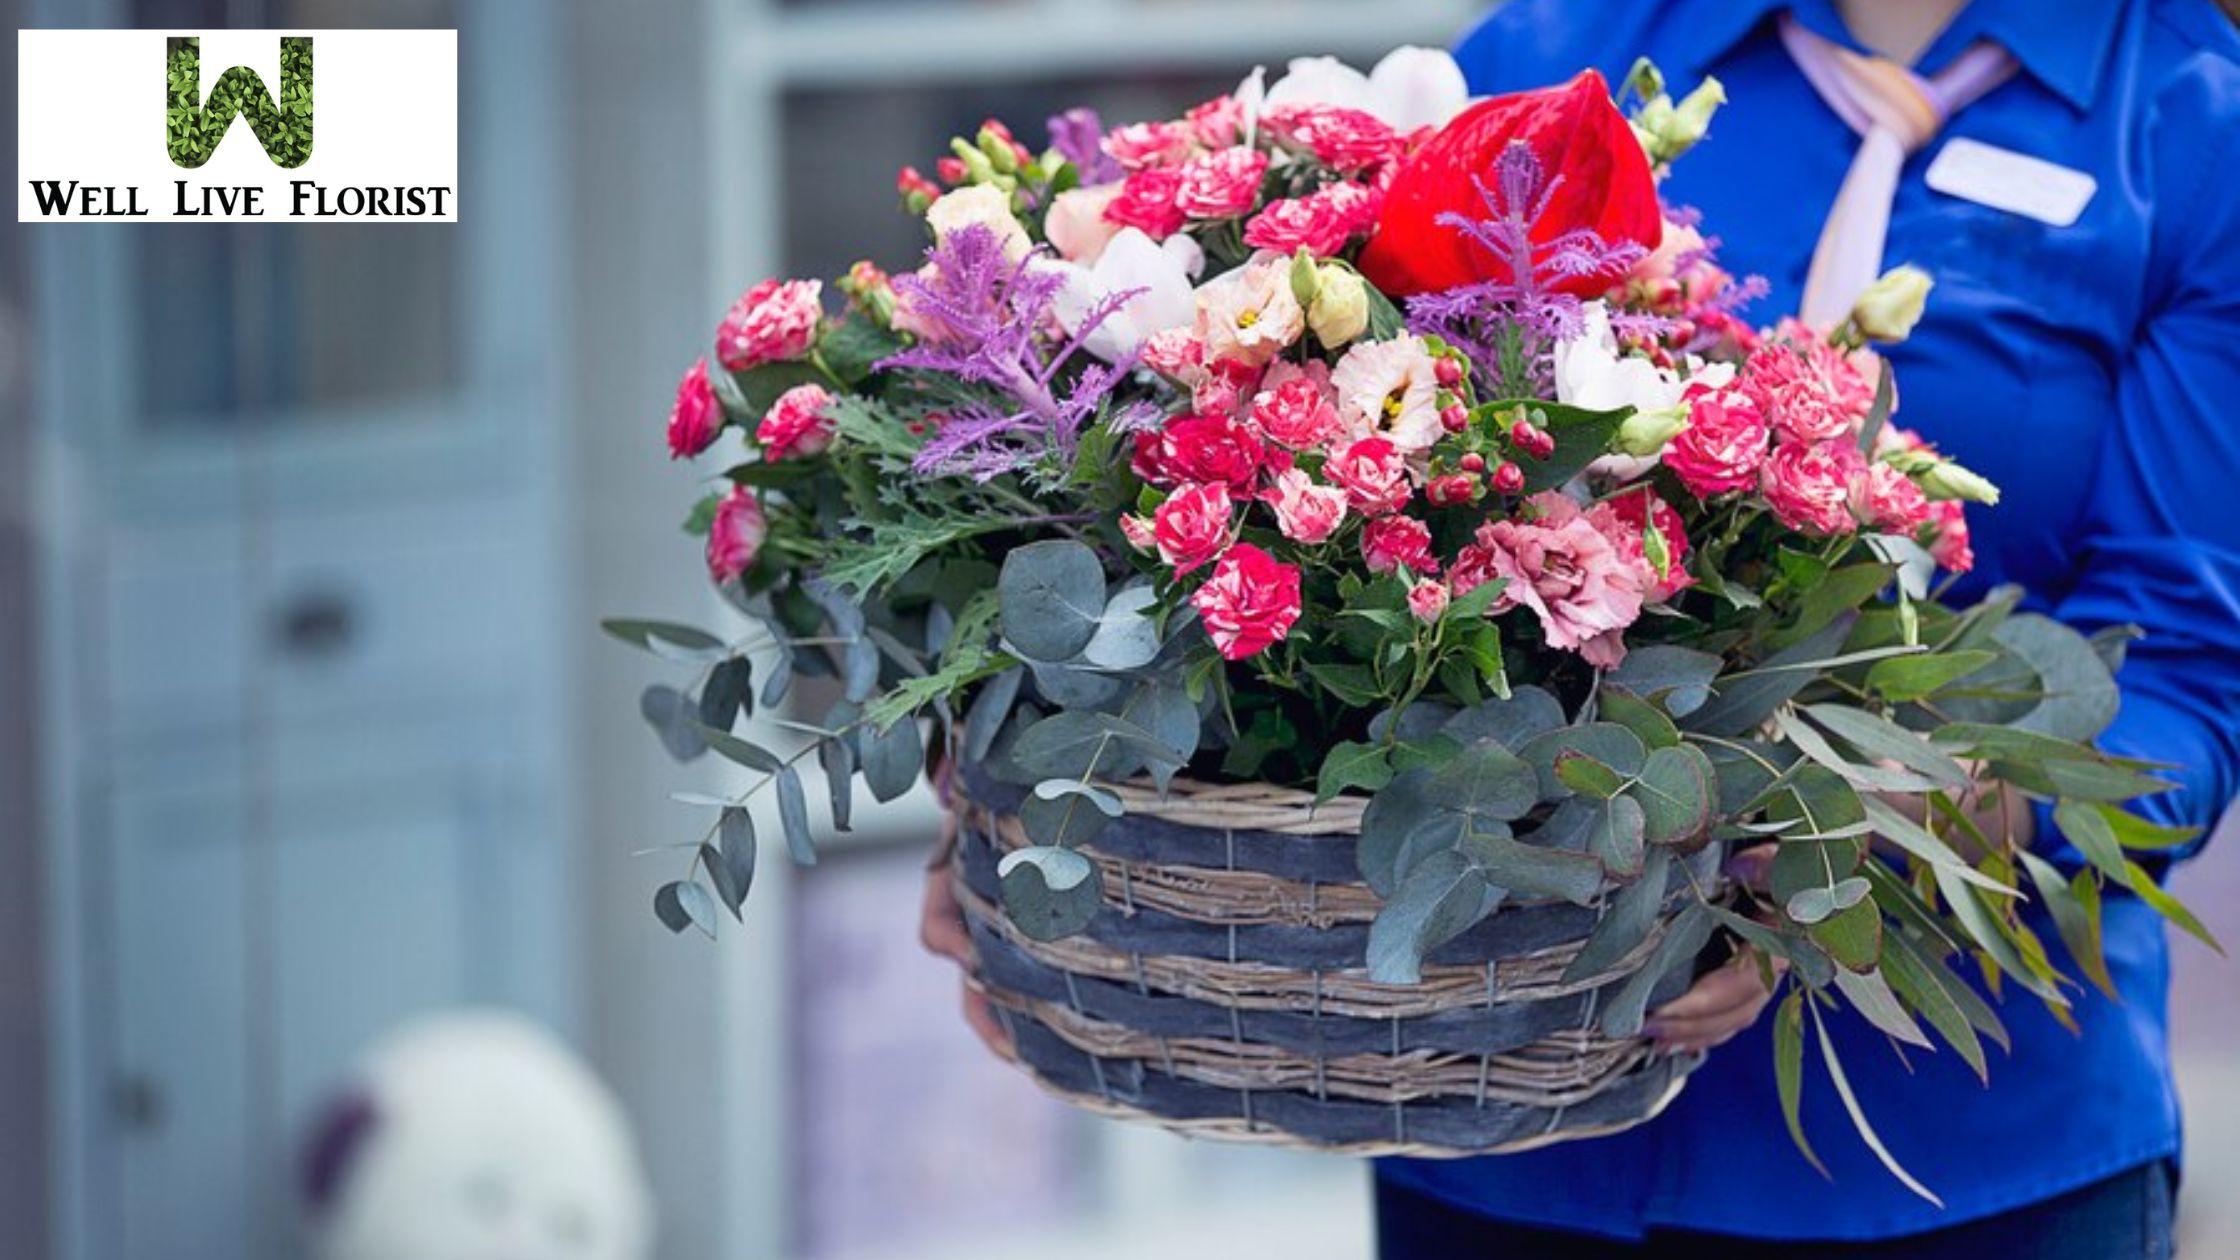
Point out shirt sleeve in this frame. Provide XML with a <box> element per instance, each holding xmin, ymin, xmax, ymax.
<box><xmin>2035</xmin><ymin>54</ymin><xmax>2240</xmax><ymax>865</ymax></box>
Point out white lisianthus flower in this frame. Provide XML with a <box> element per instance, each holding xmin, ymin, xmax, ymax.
<box><xmin>1556</xmin><ymin>302</ymin><xmax>1692</xmax><ymax>479</ymax></box>
<box><xmin>925</xmin><ymin>184</ymin><xmax>1033</xmax><ymax>262</ymax></box>
<box><xmin>1249</xmin><ymin>46</ymin><xmax>1471</xmax><ymax>131</ymax></box>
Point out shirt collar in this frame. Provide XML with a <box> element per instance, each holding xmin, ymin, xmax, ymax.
<box><xmin>1665</xmin><ymin>0</ymin><xmax>2124</xmax><ymax>112</ymax></box>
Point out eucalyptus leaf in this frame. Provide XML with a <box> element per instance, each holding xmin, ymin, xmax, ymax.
<box><xmin>1364</xmin><ymin>848</ymin><xmax>1506</xmax><ymax>984</ymax></box>
<box><xmin>999</xmin><ymin>541</ymin><xmax>1107</xmax><ymax>662</ymax></box>
<box><xmin>1994</xmin><ymin>614</ymin><xmax>2120</xmax><ymax>743</ymax></box>
<box><xmin>775</xmin><ymin>765</ymin><xmax>816</xmax><ymax>865</ymax></box>
<box><xmin>640</xmin><ymin>685</ymin><xmax>707</xmax><ymax>762</ymax></box>
<box><xmin>1605</xmin><ymin>645</ymin><xmax>1721</xmax><ymax>716</ymax></box>
<box><xmin>964</xmin><ymin>667</ymin><xmax>1026</xmax><ymax>763</ymax></box>
<box><xmin>699</xmin><ymin>657</ymin><xmax>754</xmax><ymax>732</ymax></box>
<box><xmin>1562</xmin><ymin>847</ymin><xmax>1670</xmax><ymax>982</ymax></box>
<box><xmin>1440</xmin><ymin>685</ymin><xmax>1567</xmax><ymax>749</ymax></box>
<box><xmin>1008</xmin><ymin>710</ymin><xmax>1184</xmax><ymax>783</ymax></box>
<box><xmin>998</xmin><ymin>846</ymin><xmax>1104</xmax><ymax>940</ymax></box>
<box><xmin>1017</xmin><ymin>787</ymin><xmax>1115</xmax><ymax>847</ymax></box>
<box><xmin>859</xmin><ymin>712</ymin><xmax>924</xmax><ymax>804</ymax></box>
<box><xmin>1600</xmin><ymin>901</ymin><xmax>1714</xmax><ymax>1039</ymax></box>
<box><xmin>1081</xmin><ymin>583</ymin><xmax>1163</xmax><ymax>670</ymax></box>
<box><xmin>716</xmin><ymin>808</ymin><xmax>757</xmax><ymax>914</ymax></box>
<box><xmin>1630</xmin><ymin>744</ymin><xmax>1717</xmax><ymax>848</ymax></box>
<box><xmin>1683</xmin><ymin>615</ymin><xmax>1855</xmax><ymax>737</ymax></box>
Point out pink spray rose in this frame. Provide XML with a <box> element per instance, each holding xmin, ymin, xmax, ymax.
<box><xmin>1265</xmin><ymin>468</ymin><xmax>1349</xmax><ymax>544</ymax></box>
<box><xmin>717</xmin><ymin>278</ymin><xmax>823</xmax><ymax>372</ymax></box>
<box><xmin>1407</xmin><ymin>579</ymin><xmax>1451</xmax><ymax>623</ymax></box>
<box><xmin>1667</xmin><ymin>384</ymin><xmax>1770</xmax><ymax>498</ymax></box>
<box><xmin>1362</xmin><ymin>514</ymin><xmax>1439</xmax><ymax>576</ymax></box>
<box><xmin>1740</xmin><ymin>329</ymin><xmax>1874</xmax><ymax>445</ymax></box>
<box><xmin>1251</xmin><ymin>375</ymin><xmax>1345</xmax><ymax>450</ymax></box>
<box><xmin>667</xmin><ymin>357</ymin><xmax>723</xmax><ymax>459</ymax></box>
<box><xmin>1760</xmin><ymin>440</ymin><xmax>1860</xmax><ymax>536</ymax></box>
<box><xmin>1175</xmin><ymin>147</ymin><xmax>1270</xmax><ymax>220</ymax></box>
<box><xmin>1191</xmin><ymin>544</ymin><xmax>1304</xmax><ymax>661</ymax></box>
<box><xmin>1104</xmin><ymin>168</ymin><xmax>1187</xmax><ymax>239</ymax></box>
<box><xmin>1243</xmin><ymin>188</ymin><xmax>1360</xmax><ymax>257</ymax></box>
<box><xmin>1848</xmin><ymin>460</ymin><xmax>1933</xmax><ymax>533</ymax></box>
<box><xmin>1186</xmin><ymin>95</ymin><xmax>1245</xmax><ymax>148</ymax></box>
<box><xmin>1151</xmin><ymin>482</ymin><xmax>1234</xmax><ymax>574</ymax></box>
<box><xmin>1132</xmin><ymin>412</ymin><xmax>1269</xmax><ymax>491</ymax></box>
<box><xmin>1120</xmin><ymin>513</ymin><xmax>1158</xmax><ymax>553</ymax></box>
<box><xmin>1263</xmin><ymin>104</ymin><xmax>1402</xmax><ymax>171</ymax></box>
<box><xmin>1325</xmin><ymin>436</ymin><xmax>1413</xmax><ymax>515</ymax></box>
<box><xmin>1103</xmin><ymin>120</ymin><xmax>1194</xmax><ymax>171</ymax></box>
<box><xmin>756</xmin><ymin>383</ymin><xmax>837</xmax><ymax>461</ymax></box>
<box><xmin>1140</xmin><ymin>328</ymin><xmax>1207</xmax><ymax>382</ymax></box>
<box><xmin>1596</xmin><ymin>487</ymin><xmax>1695</xmax><ymax>602</ymax></box>
<box><xmin>706</xmin><ymin>486</ymin><xmax>768</xmax><ymax>585</ymax></box>
<box><xmin>1450</xmin><ymin>492</ymin><xmax>1646</xmax><ymax>668</ymax></box>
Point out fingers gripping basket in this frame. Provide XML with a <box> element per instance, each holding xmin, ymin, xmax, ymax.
<box><xmin>951</xmin><ymin>765</ymin><xmax>1728</xmax><ymax>1156</ymax></box>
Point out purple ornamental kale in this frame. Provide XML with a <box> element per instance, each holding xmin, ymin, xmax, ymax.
<box><xmin>1405</xmin><ymin>142</ymin><xmax>1658</xmax><ymax>397</ymax></box>
<box><xmin>879</xmin><ymin>223</ymin><xmax>1143</xmax><ymax>482</ymax></box>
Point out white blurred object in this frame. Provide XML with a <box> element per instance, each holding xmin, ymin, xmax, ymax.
<box><xmin>1254</xmin><ymin>46</ymin><xmax>1471</xmax><ymax>130</ymax></box>
<box><xmin>301</xmin><ymin>1011</ymin><xmax>654</xmax><ymax>1260</ymax></box>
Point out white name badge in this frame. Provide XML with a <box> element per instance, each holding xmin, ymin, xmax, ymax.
<box><xmin>1924</xmin><ymin>137</ymin><xmax>2097</xmax><ymax>227</ymax></box>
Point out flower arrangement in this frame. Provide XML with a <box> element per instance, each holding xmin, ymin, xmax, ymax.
<box><xmin>614</xmin><ymin>51</ymin><xmax>2212</xmax><ymax>1189</ymax></box>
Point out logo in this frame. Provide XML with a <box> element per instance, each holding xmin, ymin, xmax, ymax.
<box><xmin>18</xmin><ymin>30</ymin><xmax>456</xmax><ymax>223</ymax></box>
<box><xmin>166</xmin><ymin>35</ymin><xmax>314</xmax><ymax>169</ymax></box>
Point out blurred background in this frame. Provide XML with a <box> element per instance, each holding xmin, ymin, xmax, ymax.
<box><xmin>1</xmin><ymin>2</ymin><xmax>2234</xmax><ymax>1259</ymax></box>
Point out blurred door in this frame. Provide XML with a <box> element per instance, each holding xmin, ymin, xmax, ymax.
<box><xmin>28</xmin><ymin>2</ymin><xmax>570</xmax><ymax>1258</ymax></box>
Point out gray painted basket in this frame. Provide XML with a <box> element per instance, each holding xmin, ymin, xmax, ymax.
<box><xmin>952</xmin><ymin>764</ymin><xmax>1726</xmax><ymax>1157</ymax></box>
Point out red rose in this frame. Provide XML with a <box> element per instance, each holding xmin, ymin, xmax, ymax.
<box><xmin>1132</xmin><ymin>412</ymin><xmax>1268</xmax><ymax>491</ymax></box>
<box><xmin>1362</xmin><ymin>515</ymin><xmax>1438</xmax><ymax>576</ymax></box>
<box><xmin>1192</xmin><ymin>544</ymin><xmax>1303</xmax><ymax>661</ymax></box>
<box><xmin>1357</xmin><ymin>69</ymin><xmax>1662</xmax><ymax>298</ymax></box>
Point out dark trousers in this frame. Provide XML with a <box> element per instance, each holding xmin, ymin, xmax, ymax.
<box><xmin>1375</xmin><ymin>1162</ymin><xmax>2177</xmax><ymax>1259</ymax></box>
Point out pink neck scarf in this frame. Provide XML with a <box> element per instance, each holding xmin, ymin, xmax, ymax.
<box><xmin>1778</xmin><ymin>13</ymin><xmax>2018</xmax><ymax>327</ymax></box>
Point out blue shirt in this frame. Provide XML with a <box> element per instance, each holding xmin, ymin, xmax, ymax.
<box><xmin>1382</xmin><ymin>0</ymin><xmax>2240</xmax><ymax>1241</ymax></box>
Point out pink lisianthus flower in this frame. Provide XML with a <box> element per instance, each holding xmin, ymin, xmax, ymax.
<box><xmin>706</xmin><ymin>486</ymin><xmax>768</xmax><ymax>585</ymax></box>
<box><xmin>1132</xmin><ymin>412</ymin><xmax>1269</xmax><ymax>491</ymax></box>
<box><xmin>1922</xmin><ymin>499</ymin><xmax>1976</xmax><ymax>573</ymax></box>
<box><xmin>1760</xmin><ymin>440</ymin><xmax>1860</xmax><ymax>536</ymax></box>
<box><xmin>1362</xmin><ymin>514</ymin><xmax>1439</xmax><ymax>575</ymax></box>
<box><xmin>1104</xmin><ymin>168</ymin><xmax>1187</xmax><ymax>240</ymax></box>
<box><xmin>1450</xmin><ymin>493</ymin><xmax>1646</xmax><ymax>668</ymax></box>
<box><xmin>1265</xmin><ymin>467</ymin><xmax>1349</xmax><ymax>544</ymax></box>
<box><xmin>1667</xmin><ymin>384</ymin><xmax>1770</xmax><ymax>498</ymax></box>
<box><xmin>1407</xmin><ymin>579</ymin><xmax>1450</xmax><ymax>623</ymax></box>
<box><xmin>1325</xmin><ymin>436</ymin><xmax>1413</xmax><ymax>515</ymax></box>
<box><xmin>667</xmin><ymin>357</ymin><xmax>723</xmax><ymax>459</ymax></box>
<box><xmin>1263</xmin><ymin>103</ymin><xmax>1402</xmax><ymax>172</ymax></box>
<box><xmin>1103</xmin><ymin>120</ymin><xmax>1194</xmax><ymax>171</ymax></box>
<box><xmin>717</xmin><ymin>279</ymin><xmax>823</xmax><ymax>372</ymax></box>
<box><xmin>1848</xmin><ymin>460</ymin><xmax>1933</xmax><ymax>533</ymax></box>
<box><xmin>1596</xmin><ymin>487</ymin><xmax>1695</xmax><ymax>602</ymax></box>
<box><xmin>1330</xmin><ymin>334</ymin><xmax>1443</xmax><ymax>454</ymax></box>
<box><xmin>1250</xmin><ymin>374</ymin><xmax>1345</xmax><ymax>450</ymax></box>
<box><xmin>1176</xmin><ymin>147</ymin><xmax>1271</xmax><ymax>220</ymax></box>
<box><xmin>1195</xmin><ymin>258</ymin><xmax>1306</xmax><ymax>368</ymax></box>
<box><xmin>755</xmin><ymin>383</ymin><xmax>837</xmax><ymax>461</ymax></box>
<box><xmin>1191</xmin><ymin>544</ymin><xmax>1304</xmax><ymax>661</ymax></box>
<box><xmin>1151</xmin><ymin>482</ymin><xmax>1234</xmax><ymax>574</ymax></box>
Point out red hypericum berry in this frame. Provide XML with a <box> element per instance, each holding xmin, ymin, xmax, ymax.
<box><xmin>936</xmin><ymin>156</ymin><xmax>969</xmax><ymax>185</ymax></box>
<box><xmin>1435</xmin><ymin>356</ymin><xmax>1465</xmax><ymax>388</ymax></box>
<box><xmin>1440</xmin><ymin>403</ymin><xmax>1470</xmax><ymax>433</ymax></box>
<box><xmin>1491</xmin><ymin>461</ymin><xmax>1525</xmax><ymax>494</ymax></box>
<box><xmin>1437</xmin><ymin>473</ymin><xmax>1478</xmax><ymax>504</ymax></box>
<box><xmin>1533</xmin><ymin>430</ymin><xmax>1558</xmax><ymax>459</ymax></box>
<box><xmin>1459</xmin><ymin>452</ymin><xmax>1486</xmax><ymax>473</ymax></box>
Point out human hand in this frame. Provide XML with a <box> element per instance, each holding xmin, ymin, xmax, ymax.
<box><xmin>1643</xmin><ymin>948</ymin><xmax>1785</xmax><ymax>1055</ymax></box>
<box><xmin>919</xmin><ymin>806</ymin><xmax>1014</xmax><ymax>1056</ymax></box>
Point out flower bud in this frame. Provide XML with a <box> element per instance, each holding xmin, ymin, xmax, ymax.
<box><xmin>949</xmin><ymin>138</ymin><xmax>1001</xmax><ymax>186</ymax></box>
<box><xmin>839</xmin><ymin>260</ymin><xmax>897</xmax><ymax>327</ymax></box>
<box><xmin>976</xmin><ymin>125</ymin><xmax>1021</xmax><ymax>176</ymax></box>
<box><xmin>1459</xmin><ymin>452</ymin><xmax>1486</xmax><ymax>473</ymax></box>
<box><xmin>1919</xmin><ymin>460</ymin><xmax>2001</xmax><ymax>505</ymax></box>
<box><xmin>1440</xmin><ymin>403</ymin><xmax>1470</xmax><ymax>434</ymax></box>
<box><xmin>1289</xmin><ymin>248</ymin><xmax>1322</xmax><ymax>308</ymax></box>
<box><xmin>1434</xmin><ymin>356</ymin><xmax>1465</xmax><ymax>388</ymax></box>
<box><xmin>1613</xmin><ymin>406</ymin><xmax>1687</xmax><ymax>457</ymax></box>
<box><xmin>1308</xmin><ymin>265</ymin><xmax>1371</xmax><ymax>348</ymax></box>
<box><xmin>1629</xmin><ymin>75</ymin><xmax>1725</xmax><ymax>165</ymax></box>
<box><xmin>1491</xmin><ymin>461</ymin><xmax>1525</xmax><ymax>494</ymax></box>
<box><xmin>1851</xmin><ymin>265</ymin><xmax>1934</xmax><ymax>343</ymax></box>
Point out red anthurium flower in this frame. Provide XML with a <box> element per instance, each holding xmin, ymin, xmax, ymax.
<box><xmin>1359</xmin><ymin>69</ymin><xmax>1662</xmax><ymax>298</ymax></box>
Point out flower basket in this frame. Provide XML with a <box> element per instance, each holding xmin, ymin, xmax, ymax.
<box><xmin>950</xmin><ymin>764</ymin><xmax>1724</xmax><ymax>1154</ymax></box>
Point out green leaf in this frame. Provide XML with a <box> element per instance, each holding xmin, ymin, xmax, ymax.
<box><xmin>859</xmin><ymin>711</ymin><xmax>924</xmax><ymax>803</ymax></box>
<box><xmin>1630</xmin><ymin>743</ymin><xmax>1717</xmax><ymax>848</ymax></box>
<box><xmin>691</xmin><ymin>722</ymin><xmax>782</xmax><ymax>773</ymax></box>
<box><xmin>2127</xmin><ymin>860</ymin><xmax>2225</xmax><ymax>955</ymax></box>
<box><xmin>817</xmin><ymin>703</ymin><xmax>858</xmax><ymax>832</ymax></box>
<box><xmin>1080</xmin><ymin>583</ymin><xmax>1163</xmax><ymax>670</ymax></box>
<box><xmin>1579</xmin><ymin>793</ymin><xmax>1648</xmax><ymax>880</ymax></box>
<box><xmin>1457</xmin><ymin>827</ymin><xmax>1606</xmax><ymax>904</ymax></box>
<box><xmin>1684</xmin><ymin>615</ymin><xmax>1856</xmax><ymax>737</ymax></box>
<box><xmin>2051</xmin><ymin>799</ymin><xmax>2130</xmax><ymax>886</ymax></box>
<box><xmin>963</xmin><ymin>667</ymin><xmax>1025</xmax><ymax>763</ymax></box>
<box><xmin>699</xmin><ymin>657</ymin><xmax>754</xmax><ymax>733</ymax></box>
<box><xmin>1599</xmin><ymin>901</ymin><xmax>1714</xmax><ymax>1038</ymax></box>
<box><xmin>1774</xmin><ymin>991</ymin><xmax>1827</xmax><ymax>1178</ymax></box>
<box><xmin>654</xmin><ymin>880</ymin><xmax>718</xmax><ymax>938</ymax></box>
<box><xmin>775</xmin><ymin>765</ymin><xmax>816</xmax><ymax>865</ymax></box>
<box><xmin>640</xmin><ymin>686</ymin><xmax>708</xmax><ymax>762</ymax></box>
<box><xmin>1522</xmin><ymin>723</ymin><xmax>1647</xmax><ymax>799</ymax></box>
<box><xmin>1832</xmin><ymin>965</ymin><xmax>1933</xmax><ymax>1048</ymax></box>
<box><xmin>1357</xmin><ymin>742</ymin><xmax>1544</xmax><ymax>894</ymax></box>
<box><xmin>1305</xmin><ymin>661</ymin><xmax>1387</xmax><ymax>708</ymax></box>
<box><xmin>1858</xmin><ymin>796</ymin><xmax>2012</xmax><ymax>892</ymax></box>
<box><xmin>2017</xmin><ymin>851</ymin><xmax>2116</xmax><ymax>999</ymax></box>
<box><xmin>1994</xmin><ymin>614</ymin><xmax>2120</xmax><ymax>743</ymax></box>
<box><xmin>1766</xmin><ymin>563</ymin><xmax>1895</xmax><ymax>651</ymax></box>
<box><xmin>1555</xmin><ymin>750</ymin><xmax>1626</xmax><ymax>799</ymax></box>
<box><xmin>603</xmin><ymin>618</ymin><xmax>727</xmax><ymax>658</ymax></box>
<box><xmin>1865</xmin><ymin>649</ymin><xmax>1996</xmax><ymax>702</ymax></box>
<box><xmin>1813</xmin><ymin>1002</ymin><xmax>1943</xmax><ymax>1207</ymax></box>
<box><xmin>1933</xmin><ymin>866</ymin><xmax>2067</xmax><ymax>1006</ymax></box>
<box><xmin>1880</xmin><ymin>930</ymin><xmax>1987</xmax><ymax>1080</ymax></box>
<box><xmin>1776</xmin><ymin>709</ymin><xmax>1949</xmax><ymax>794</ymax></box>
<box><xmin>998</xmin><ymin>846</ymin><xmax>1104</xmax><ymax>941</ymax></box>
<box><xmin>818</xmin><ymin>317</ymin><xmax>907</xmax><ymax>383</ymax></box>
<box><xmin>1598</xmin><ymin>686</ymin><xmax>1681</xmax><ymax>749</ymax></box>
<box><xmin>998</xmin><ymin>540</ymin><xmax>1107</xmax><ymax>662</ymax></box>
<box><xmin>1008</xmin><ymin>710</ymin><xmax>1184</xmax><ymax>783</ymax></box>
<box><xmin>1800</xmin><ymin>704</ymin><xmax>1972</xmax><ymax>791</ymax></box>
<box><xmin>1808</xmin><ymin>898</ymin><xmax>1881</xmax><ymax>972</ymax></box>
<box><xmin>2096</xmin><ymin>803</ymin><xmax>2200</xmax><ymax>852</ymax></box>
<box><xmin>1493</xmin><ymin>400</ymin><xmax>1633</xmax><ymax>493</ymax></box>
<box><xmin>1016</xmin><ymin>786</ymin><xmax>1114</xmax><ymax>848</ymax></box>
<box><xmin>1317</xmin><ymin>740</ymin><xmax>1394</xmax><ymax>804</ymax></box>
<box><xmin>1365</xmin><ymin>848</ymin><xmax>1507</xmax><ymax>984</ymax></box>
<box><xmin>1441</xmin><ymin>686</ymin><xmax>1567</xmax><ymax>750</ymax></box>
<box><xmin>1561</xmin><ymin>846</ymin><xmax>1668</xmax><ymax>982</ymax></box>
<box><xmin>1608</xmin><ymin>645</ymin><xmax>1724</xmax><ymax>716</ymax></box>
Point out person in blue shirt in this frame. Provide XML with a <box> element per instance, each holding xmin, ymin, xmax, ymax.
<box><xmin>1376</xmin><ymin>1</ymin><xmax>2240</xmax><ymax>1255</ymax></box>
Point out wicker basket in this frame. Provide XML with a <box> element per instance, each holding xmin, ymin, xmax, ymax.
<box><xmin>951</xmin><ymin>765</ymin><xmax>1727</xmax><ymax>1157</ymax></box>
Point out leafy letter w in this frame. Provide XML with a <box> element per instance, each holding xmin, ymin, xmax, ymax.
<box><xmin>164</xmin><ymin>36</ymin><xmax>314</xmax><ymax>169</ymax></box>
